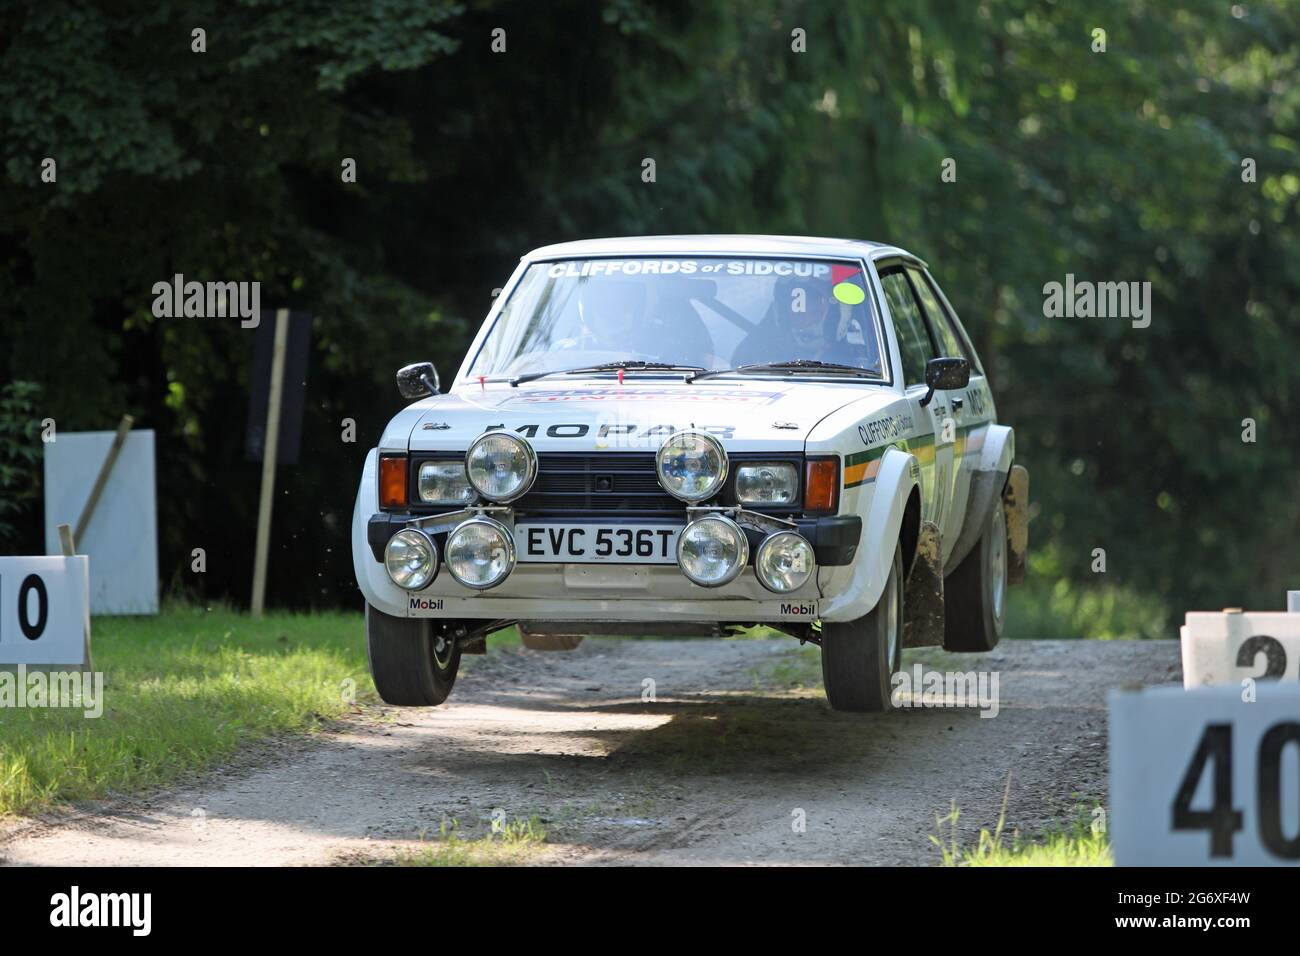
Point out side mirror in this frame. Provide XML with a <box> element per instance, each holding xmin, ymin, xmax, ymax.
<box><xmin>396</xmin><ymin>362</ymin><xmax>440</xmax><ymax>400</ymax></box>
<box><xmin>919</xmin><ymin>357</ymin><xmax>969</xmax><ymax>408</ymax></box>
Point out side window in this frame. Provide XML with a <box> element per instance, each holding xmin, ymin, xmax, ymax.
<box><xmin>906</xmin><ymin>266</ymin><xmax>966</xmax><ymax>361</ymax></box>
<box><xmin>916</xmin><ymin>268</ymin><xmax>984</xmax><ymax>374</ymax></box>
<box><xmin>879</xmin><ymin>268</ymin><xmax>936</xmax><ymax>387</ymax></box>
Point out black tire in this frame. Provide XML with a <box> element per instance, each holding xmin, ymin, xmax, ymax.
<box><xmin>365</xmin><ymin>604</ymin><xmax>461</xmax><ymax>706</ymax></box>
<box><xmin>820</xmin><ymin>543</ymin><xmax>904</xmax><ymax>713</ymax></box>
<box><xmin>943</xmin><ymin>498</ymin><xmax>1008</xmax><ymax>652</ymax></box>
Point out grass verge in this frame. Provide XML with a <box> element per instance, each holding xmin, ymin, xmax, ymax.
<box><xmin>931</xmin><ymin>782</ymin><xmax>1111</xmax><ymax>866</ymax></box>
<box><xmin>0</xmin><ymin>604</ymin><xmax>372</xmax><ymax>816</ymax></box>
<box><xmin>1003</xmin><ymin>545</ymin><xmax>1169</xmax><ymax>640</ymax></box>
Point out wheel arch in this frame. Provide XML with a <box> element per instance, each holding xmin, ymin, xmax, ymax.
<box><xmin>947</xmin><ymin>423</ymin><xmax>1015</xmax><ymax>573</ymax></box>
<box><xmin>818</xmin><ymin>446</ymin><xmax>921</xmax><ymax>623</ymax></box>
<box><xmin>899</xmin><ymin>485</ymin><xmax>922</xmax><ymax>580</ymax></box>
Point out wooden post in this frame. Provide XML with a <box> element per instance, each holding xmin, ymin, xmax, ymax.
<box><xmin>73</xmin><ymin>414</ymin><xmax>134</xmax><ymax>545</ymax></box>
<box><xmin>251</xmin><ymin>310</ymin><xmax>289</xmax><ymax>617</ymax></box>
<box><xmin>57</xmin><ymin>523</ymin><xmax>75</xmax><ymax>558</ymax></box>
<box><xmin>57</xmin><ymin>522</ymin><xmax>92</xmax><ymax>672</ymax></box>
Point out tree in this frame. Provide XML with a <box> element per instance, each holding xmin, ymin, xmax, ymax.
<box><xmin>2</xmin><ymin>0</ymin><xmax>1296</xmax><ymax>620</ymax></box>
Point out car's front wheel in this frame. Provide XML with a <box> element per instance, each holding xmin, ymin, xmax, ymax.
<box><xmin>820</xmin><ymin>542</ymin><xmax>904</xmax><ymax>713</ymax></box>
<box><xmin>365</xmin><ymin>604</ymin><xmax>461</xmax><ymax>705</ymax></box>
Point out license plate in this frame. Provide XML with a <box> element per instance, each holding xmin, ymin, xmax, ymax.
<box><xmin>515</xmin><ymin>523</ymin><xmax>681</xmax><ymax>564</ymax></box>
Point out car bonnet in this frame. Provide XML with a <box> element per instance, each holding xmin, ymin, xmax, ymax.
<box><xmin>403</xmin><ymin>378</ymin><xmax>894</xmax><ymax>453</ymax></box>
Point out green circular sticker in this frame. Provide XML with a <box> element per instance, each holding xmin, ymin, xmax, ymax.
<box><xmin>833</xmin><ymin>282</ymin><xmax>866</xmax><ymax>305</ymax></box>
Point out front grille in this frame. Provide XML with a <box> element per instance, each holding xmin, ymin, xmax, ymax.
<box><xmin>516</xmin><ymin>452</ymin><xmax>681</xmax><ymax>516</ymax></box>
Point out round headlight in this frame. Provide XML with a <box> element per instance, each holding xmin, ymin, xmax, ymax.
<box><xmin>465</xmin><ymin>432</ymin><xmax>537</xmax><ymax>503</ymax></box>
<box><xmin>754</xmin><ymin>531</ymin><xmax>815</xmax><ymax>593</ymax></box>
<box><xmin>384</xmin><ymin>529</ymin><xmax>438</xmax><ymax>591</ymax></box>
<box><xmin>656</xmin><ymin>431</ymin><xmax>727</xmax><ymax>503</ymax></box>
<box><xmin>677</xmin><ymin>515</ymin><xmax>749</xmax><ymax>588</ymax></box>
<box><xmin>445</xmin><ymin>516</ymin><xmax>516</xmax><ymax>590</ymax></box>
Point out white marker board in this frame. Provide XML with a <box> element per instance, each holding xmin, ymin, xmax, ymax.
<box><xmin>1110</xmin><ymin>682</ymin><xmax>1300</xmax><ymax>866</ymax></box>
<box><xmin>43</xmin><ymin>430</ymin><xmax>158</xmax><ymax>615</ymax></box>
<box><xmin>1181</xmin><ymin>611</ymin><xmax>1300</xmax><ymax>688</ymax></box>
<box><xmin>0</xmin><ymin>556</ymin><xmax>91</xmax><ymax>666</ymax></box>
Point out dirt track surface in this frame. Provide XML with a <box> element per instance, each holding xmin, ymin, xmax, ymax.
<box><xmin>0</xmin><ymin>638</ymin><xmax>1181</xmax><ymax>866</ymax></box>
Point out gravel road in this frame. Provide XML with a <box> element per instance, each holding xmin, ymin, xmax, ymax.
<box><xmin>0</xmin><ymin>637</ymin><xmax>1181</xmax><ymax>866</ymax></box>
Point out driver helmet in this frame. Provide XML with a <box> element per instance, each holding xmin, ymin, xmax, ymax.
<box><xmin>577</xmin><ymin>279</ymin><xmax>645</xmax><ymax>347</ymax></box>
<box><xmin>774</xmin><ymin>274</ymin><xmax>835</xmax><ymax>345</ymax></box>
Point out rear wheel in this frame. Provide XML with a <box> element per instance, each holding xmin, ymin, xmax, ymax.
<box><xmin>365</xmin><ymin>604</ymin><xmax>461</xmax><ymax>706</ymax></box>
<box><xmin>820</xmin><ymin>542</ymin><xmax>904</xmax><ymax>713</ymax></box>
<box><xmin>943</xmin><ymin>498</ymin><xmax>1007</xmax><ymax>652</ymax></box>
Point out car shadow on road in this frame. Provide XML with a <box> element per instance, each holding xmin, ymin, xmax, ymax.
<box><xmin>421</xmin><ymin>687</ymin><xmax>983</xmax><ymax>784</ymax></box>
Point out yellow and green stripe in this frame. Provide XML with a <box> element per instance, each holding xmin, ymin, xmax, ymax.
<box><xmin>843</xmin><ymin>422</ymin><xmax>987</xmax><ymax>489</ymax></box>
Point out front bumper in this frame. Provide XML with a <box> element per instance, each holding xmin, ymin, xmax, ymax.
<box><xmin>357</xmin><ymin>510</ymin><xmax>860</xmax><ymax>623</ymax></box>
<box><xmin>367</xmin><ymin>512</ymin><xmax>861</xmax><ymax>567</ymax></box>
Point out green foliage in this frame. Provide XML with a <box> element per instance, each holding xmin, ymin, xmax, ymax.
<box><xmin>231</xmin><ymin>0</ymin><xmax>463</xmax><ymax>93</ymax></box>
<box><xmin>0</xmin><ymin>0</ymin><xmax>1295</xmax><ymax>616</ymax></box>
<box><xmin>932</xmin><ymin>799</ymin><xmax>1112</xmax><ymax>867</ymax></box>
<box><xmin>0</xmin><ymin>381</ymin><xmax>43</xmax><ymax>543</ymax></box>
<box><xmin>1004</xmin><ymin>544</ymin><xmax>1170</xmax><ymax>640</ymax></box>
<box><xmin>387</xmin><ymin>815</ymin><xmax>548</xmax><ymax>866</ymax></box>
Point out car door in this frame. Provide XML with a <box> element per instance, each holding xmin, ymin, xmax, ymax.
<box><xmin>877</xmin><ymin>264</ymin><xmax>958</xmax><ymax>552</ymax></box>
<box><xmin>904</xmin><ymin>264</ymin><xmax>986</xmax><ymax>542</ymax></box>
<box><xmin>904</xmin><ymin>265</ymin><xmax>993</xmax><ymax>546</ymax></box>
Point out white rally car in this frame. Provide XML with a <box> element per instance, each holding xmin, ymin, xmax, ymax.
<box><xmin>352</xmin><ymin>236</ymin><xmax>1028</xmax><ymax>712</ymax></box>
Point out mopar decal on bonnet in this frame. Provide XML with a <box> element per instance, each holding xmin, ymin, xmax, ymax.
<box><xmin>501</xmin><ymin>422</ymin><xmax>738</xmax><ymax>439</ymax></box>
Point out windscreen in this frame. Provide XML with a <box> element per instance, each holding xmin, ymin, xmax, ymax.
<box><xmin>466</xmin><ymin>257</ymin><xmax>884</xmax><ymax>379</ymax></box>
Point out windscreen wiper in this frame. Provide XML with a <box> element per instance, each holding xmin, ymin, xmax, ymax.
<box><xmin>687</xmin><ymin>359</ymin><xmax>880</xmax><ymax>383</ymax></box>
<box><xmin>508</xmin><ymin>360</ymin><xmax>705</xmax><ymax>386</ymax></box>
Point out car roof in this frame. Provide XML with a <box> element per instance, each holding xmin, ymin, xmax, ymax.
<box><xmin>523</xmin><ymin>234</ymin><xmax>924</xmax><ymax>266</ymax></box>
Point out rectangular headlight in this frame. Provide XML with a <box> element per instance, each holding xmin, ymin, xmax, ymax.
<box><xmin>735</xmin><ymin>462</ymin><xmax>798</xmax><ymax>505</ymax></box>
<box><xmin>417</xmin><ymin>461</ymin><xmax>476</xmax><ymax>505</ymax></box>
